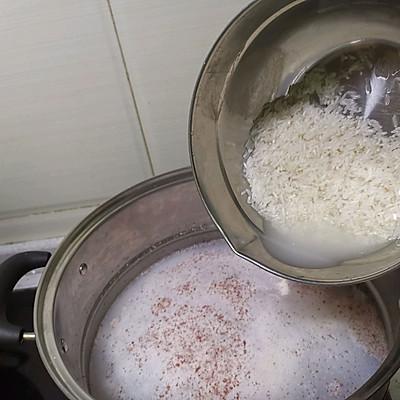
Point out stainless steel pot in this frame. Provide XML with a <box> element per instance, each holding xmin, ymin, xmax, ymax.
<box><xmin>0</xmin><ymin>168</ymin><xmax>399</xmax><ymax>399</ymax></box>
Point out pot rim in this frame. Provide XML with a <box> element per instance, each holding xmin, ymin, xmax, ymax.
<box><xmin>30</xmin><ymin>166</ymin><xmax>400</xmax><ymax>399</ymax></box>
<box><xmin>33</xmin><ymin>168</ymin><xmax>194</xmax><ymax>400</ymax></box>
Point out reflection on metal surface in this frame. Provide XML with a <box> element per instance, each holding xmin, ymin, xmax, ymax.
<box><xmin>22</xmin><ymin>331</ymin><xmax>36</xmax><ymax>342</ymax></box>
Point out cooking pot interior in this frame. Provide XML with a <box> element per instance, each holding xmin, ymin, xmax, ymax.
<box><xmin>42</xmin><ymin>172</ymin><xmax>214</xmax><ymax>394</ymax></box>
<box><xmin>37</xmin><ymin>170</ymin><xmax>400</xmax><ymax>400</ymax></box>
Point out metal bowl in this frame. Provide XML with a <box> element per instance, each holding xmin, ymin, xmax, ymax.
<box><xmin>189</xmin><ymin>0</ymin><xmax>400</xmax><ymax>285</ymax></box>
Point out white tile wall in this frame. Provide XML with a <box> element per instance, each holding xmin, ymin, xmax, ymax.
<box><xmin>109</xmin><ymin>0</ymin><xmax>251</xmax><ymax>173</ymax></box>
<box><xmin>0</xmin><ymin>0</ymin><xmax>152</xmax><ymax>241</ymax></box>
<box><xmin>0</xmin><ymin>0</ymin><xmax>251</xmax><ymax>243</ymax></box>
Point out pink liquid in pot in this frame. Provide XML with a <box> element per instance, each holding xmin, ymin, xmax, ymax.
<box><xmin>89</xmin><ymin>240</ymin><xmax>388</xmax><ymax>400</ymax></box>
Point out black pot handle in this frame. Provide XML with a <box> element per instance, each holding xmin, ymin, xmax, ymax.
<box><xmin>0</xmin><ymin>251</ymin><xmax>51</xmax><ymax>348</ymax></box>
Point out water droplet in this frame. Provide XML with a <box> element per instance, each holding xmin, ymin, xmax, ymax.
<box><xmin>79</xmin><ymin>263</ymin><xmax>88</xmax><ymax>276</ymax></box>
<box><xmin>365</xmin><ymin>78</ymin><xmax>372</xmax><ymax>95</ymax></box>
<box><xmin>60</xmin><ymin>338</ymin><xmax>69</xmax><ymax>353</ymax></box>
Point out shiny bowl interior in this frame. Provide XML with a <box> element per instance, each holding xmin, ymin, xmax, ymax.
<box><xmin>190</xmin><ymin>0</ymin><xmax>400</xmax><ymax>284</ymax></box>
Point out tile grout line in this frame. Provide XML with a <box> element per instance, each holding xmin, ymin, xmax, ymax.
<box><xmin>106</xmin><ymin>0</ymin><xmax>156</xmax><ymax>176</ymax></box>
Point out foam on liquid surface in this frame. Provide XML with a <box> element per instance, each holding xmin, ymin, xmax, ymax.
<box><xmin>89</xmin><ymin>240</ymin><xmax>387</xmax><ymax>400</ymax></box>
